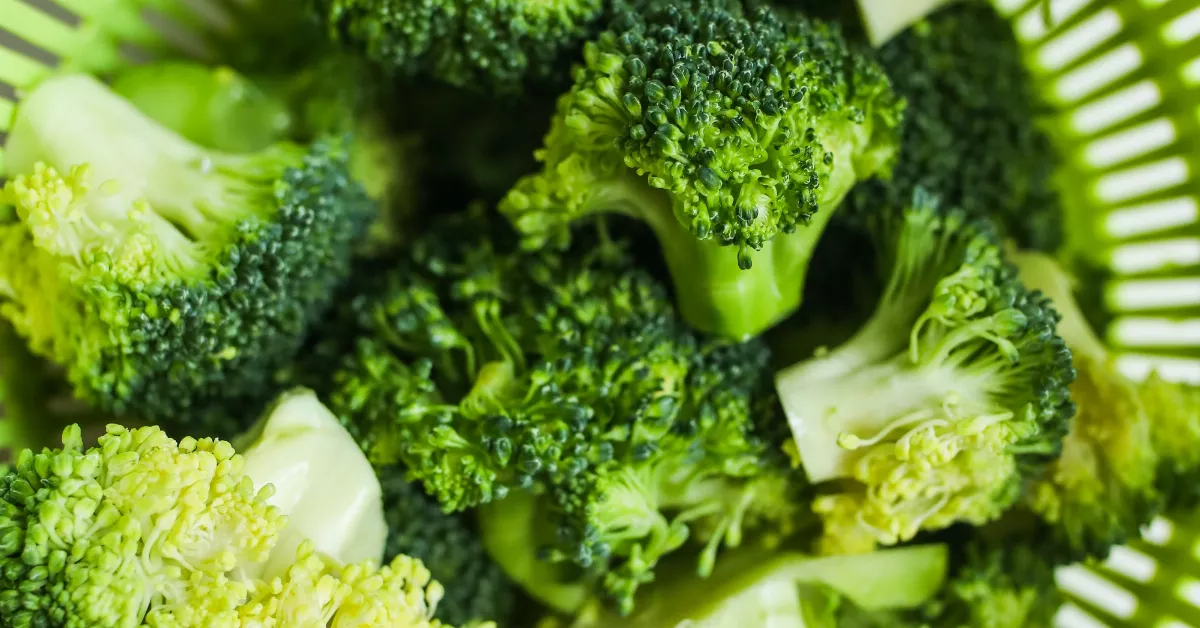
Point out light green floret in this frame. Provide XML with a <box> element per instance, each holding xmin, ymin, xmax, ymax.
<box><xmin>0</xmin><ymin>73</ymin><xmax>374</xmax><ymax>429</ymax></box>
<box><xmin>774</xmin><ymin>194</ymin><xmax>1074</xmax><ymax>554</ymax></box>
<box><xmin>0</xmin><ymin>388</ymin><xmax>478</xmax><ymax>627</ymax></box>
<box><xmin>500</xmin><ymin>3</ymin><xmax>903</xmax><ymax>339</ymax></box>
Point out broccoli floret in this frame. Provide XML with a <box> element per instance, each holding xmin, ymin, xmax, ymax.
<box><xmin>0</xmin><ymin>389</ymin><xmax>479</xmax><ymax>627</ymax></box>
<box><xmin>309</xmin><ymin>0</ymin><xmax>604</xmax><ymax>94</ymax></box>
<box><xmin>322</xmin><ymin>211</ymin><xmax>802</xmax><ymax>613</ymax></box>
<box><xmin>1011</xmin><ymin>250</ymin><xmax>1162</xmax><ymax>561</ymax></box>
<box><xmin>1140</xmin><ymin>378</ymin><xmax>1200</xmax><ymax>510</ymax></box>
<box><xmin>0</xmin><ymin>73</ymin><xmax>375</xmax><ymax>434</ymax></box>
<box><xmin>112</xmin><ymin>59</ymin><xmax>419</xmax><ymax>256</ymax></box>
<box><xmin>499</xmin><ymin>3</ymin><xmax>903</xmax><ymax>339</ymax></box>
<box><xmin>557</xmin><ymin>543</ymin><xmax>949</xmax><ymax>627</ymax></box>
<box><xmin>378</xmin><ymin>465</ymin><xmax>516</xmax><ymax>626</ymax></box>
<box><xmin>916</xmin><ymin>524</ymin><xmax>1064</xmax><ymax>628</ymax></box>
<box><xmin>774</xmin><ymin>190</ymin><xmax>1074</xmax><ymax>554</ymax></box>
<box><xmin>838</xmin><ymin>1</ymin><xmax>1064</xmax><ymax>252</ymax></box>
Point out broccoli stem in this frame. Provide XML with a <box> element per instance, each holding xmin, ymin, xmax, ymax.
<box><xmin>604</xmin><ymin>177</ymin><xmax>838</xmax><ymax>341</ymax></box>
<box><xmin>479</xmin><ymin>491</ymin><xmax>592</xmax><ymax>614</ymax></box>
<box><xmin>5</xmin><ymin>74</ymin><xmax>276</xmax><ymax>260</ymax></box>
<box><xmin>656</xmin><ymin>216</ymin><xmax>831</xmax><ymax>341</ymax></box>
<box><xmin>856</xmin><ymin>0</ymin><xmax>960</xmax><ymax>46</ymax></box>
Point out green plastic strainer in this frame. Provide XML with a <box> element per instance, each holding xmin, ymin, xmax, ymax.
<box><xmin>1</xmin><ymin>0</ymin><xmax>1199</xmax><ymax>626</ymax></box>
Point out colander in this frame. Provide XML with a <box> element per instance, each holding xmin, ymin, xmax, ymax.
<box><xmin>1</xmin><ymin>0</ymin><xmax>1198</xmax><ymax>625</ymax></box>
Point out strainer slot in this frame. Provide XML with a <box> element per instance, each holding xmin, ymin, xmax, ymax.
<box><xmin>1055</xmin><ymin>43</ymin><xmax>1144</xmax><ymax>103</ymax></box>
<box><xmin>1081</xmin><ymin>118</ymin><xmax>1177</xmax><ymax>169</ymax></box>
<box><xmin>1108</xmin><ymin>238</ymin><xmax>1200</xmax><ymax>274</ymax></box>
<box><xmin>1102</xmin><ymin>197</ymin><xmax>1197</xmax><ymax>239</ymax></box>
<box><xmin>1093</xmin><ymin>157</ymin><xmax>1189</xmax><ymax>204</ymax></box>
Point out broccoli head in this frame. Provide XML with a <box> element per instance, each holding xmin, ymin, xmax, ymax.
<box><xmin>1012</xmin><ymin>250</ymin><xmax>1162</xmax><ymax>562</ymax></box>
<box><xmin>309</xmin><ymin>0</ymin><xmax>604</xmax><ymax>93</ymax></box>
<box><xmin>0</xmin><ymin>423</ymin><xmax>284</xmax><ymax>626</ymax></box>
<box><xmin>322</xmin><ymin>211</ymin><xmax>802</xmax><ymax>613</ymax></box>
<box><xmin>837</xmin><ymin>1</ymin><xmax>1065</xmax><ymax>252</ymax></box>
<box><xmin>774</xmin><ymin>190</ymin><xmax>1075</xmax><ymax>554</ymax></box>
<box><xmin>0</xmin><ymin>73</ymin><xmax>375</xmax><ymax>432</ymax></box>
<box><xmin>0</xmin><ymin>388</ymin><xmax>486</xmax><ymax>627</ymax></box>
<box><xmin>378</xmin><ymin>465</ymin><xmax>517</xmax><ymax>626</ymax></box>
<box><xmin>500</xmin><ymin>3</ymin><xmax>903</xmax><ymax>339</ymax></box>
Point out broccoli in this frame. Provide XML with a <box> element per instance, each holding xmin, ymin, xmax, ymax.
<box><xmin>112</xmin><ymin>58</ymin><xmax>418</xmax><ymax>255</ymax></box>
<box><xmin>836</xmin><ymin>1</ymin><xmax>1065</xmax><ymax>252</ymax></box>
<box><xmin>378</xmin><ymin>465</ymin><xmax>517</xmax><ymax>626</ymax></box>
<box><xmin>0</xmin><ymin>387</ymin><xmax>483</xmax><ymax>627</ymax></box>
<box><xmin>320</xmin><ymin>210</ymin><xmax>803</xmax><ymax>614</ymax></box>
<box><xmin>1011</xmin><ymin>250</ymin><xmax>1162</xmax><ymax>561</ymax></box>
<box><xmin>914</xmin><ymin>524</ymin><xmax>1064</xmax><ymax>628</ymax></box>
<box><xmin>558</xmin><ymin>543</ymin><xmax>949</xmax><ymax>627</ymax></box>
<box><xmin>1139</xmin><ymin>378</ymin><xmax>1200</xmax><ymax>510</ymax></box>
<box><xmin>499</xmin><ymin>3</ymin><xmax>904</xmax><ymax>339</ymax></box>
<box><xmin>308</xmin><ymin>0</ymin><xmax>604</xmax><ymax>94</ymax></box>
<box><xmin>0</xmin><ymin>73</ymin><xmax>375</xmax><ymax>433</ymax></box>
<box><xmin>773</xmin><ymin>190</ymin><xmax>1075</xmax><ymax>555</ymax></box>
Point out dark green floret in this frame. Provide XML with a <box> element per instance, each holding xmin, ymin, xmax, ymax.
<box><xmin>322</xmin><ymin>210</ymin><xmax>802</xmax><ymax>615</ymax></box>
<box><xmin>500</xmin><ymin>3</ymin><xmax>904</xmax><ymax>339</ymax></box>
<box><xmin>0</xmin><ymin>73</ymin><xmax>375</xmax><ymax>434</ymax></box>
<box><xmin>774</xmin><ymin>190</ymin><xmax>1075</xmax><ymax>555</ymax></box>
<box><xmin>309</xmin><ymin>0</ymin><xmax>604</xmax><ymax>93</ymax></box>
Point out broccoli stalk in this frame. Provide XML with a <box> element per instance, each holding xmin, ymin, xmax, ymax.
<box><xmin>0</xmin><ymin>73</ymin><xmax>374</xmax><ymax>430</ymax></box>
<box><xmin>556</xmin><ymin>543</ymin><xmax>949</xmax><ymax>627</ymax></box>
<box><xmin>774</xmin><ymin>191</ymin><xmax>1075</xmax><ymax>554</ymax></box>
<box><xmin>318</xmin><ymin>211</ymin><xmax>802</xmax><ymax>614</ymax></box>
<box><xmin>854</xmin><ymin>0</ymin><xmax>960</xmax><ymax>46</ymax></box>
<box><xmin>500</xmin><ymin>4</ymin><xmax>904</xmax><ymax>339</ymax></box>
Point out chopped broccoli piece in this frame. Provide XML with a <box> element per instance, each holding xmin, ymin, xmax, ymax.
<box><xmin>1011</xmin><ymin>250</ymin><xmax>1162</xmax><ymax>561</ymax></box>
<box><xmin>559</xmin><ymin>543</ymin><xmax>949</xmax><ymax>627</ymax></box>
<box><xmin>774</xmin><ymin>190</ymin><xmax>1075</xmax><ymax>554</ymax></box>
<box><xmin>321</xmin><ymin>210</ymin><xmax>802</xmax><ymax>614</ymax></box>
<box><xmin>112</xmin><ymin>59</ymin><xmax>418</xmax><ymax>256</ymax></box>
<box><xmin>917</xmin><ymin>523</ymin><xmax>1064</xmax><ymax>628</ymax></box>
<box><xmin>234</xmin><ymin>388</ymin><xmax>389</xmax><ymax>577</ymax></box>
<box><xmin>0</xmin><ymin>73</ymin><xmax>375</xmax><ymax>433</ymax></box>
<box><xmin>0</xmin><ymin>422</ymin><xmax>283</xmax><ymax>626</ymax></box>
<box><xmin>309</xmin><ymin>0</ymin><xmax>604</xmax><ymax>93</ymax></box>
<box><xmin>378</xmin><ymin>465</ymin><xmax>517</xmax><ymax>626</ymax></box>
<box><xmin>500</xmin><ymin>3</ymin><xmax>903</xmax><ymax>339</ymax></box>
<box><xmin>835</xmin><ymin>1</ymin><xmax>1065</xmax><ymax>252</ymax></box>
<box><xmin>0</xmin><ymin>388</ymin><xmax>486</xmax><ymax>627</ymax></box>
